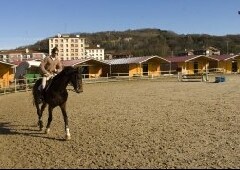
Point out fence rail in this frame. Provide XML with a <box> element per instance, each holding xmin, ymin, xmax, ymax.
<box><xmin>0</xmin><ymin>72</ymin><xmax>179</xmax><ymax>95</ymax></box>
<box><xmin>0</xmin><ymin>69</ymin><xmax>233</xmax><ymax>95</ymax></box>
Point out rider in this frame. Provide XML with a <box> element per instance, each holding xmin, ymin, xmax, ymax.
<box><xmin>39</xmin><ymin>47</ymin><xmax>63</xmax><ymax>94</ymax></box>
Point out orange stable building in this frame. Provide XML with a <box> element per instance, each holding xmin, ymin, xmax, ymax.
<box><xmin>210</xmin><ymin>54</ymin><xmax>240</xmax><ymax>73</ymax></box>
<box><xmin>0</xmin><ymin>61</ymin><xmax>16</xmax><ymax>88</ymax></box>
<box><xmin>62</xmin><ymin>58</ymin><xmax>109</xmax><ymax>78</ymax></box>
<box><xmin>166</xmin><ymin>55</ymin><xmax>219</xmax><ymax>74</ymax></box>
<box><xmin>105</xmin><ymin>56</ymin><xmax>170</xmax><ymax>77</ymax></box>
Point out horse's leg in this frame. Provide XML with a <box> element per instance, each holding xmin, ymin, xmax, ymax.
<box><xmin>45</xmin><ymin>105</ymin><xmax>53</xmax><ymax>134</ymax></box>
<box><xmin>38</xmin><ymin>102</ymin><xmax>47</xmax><ymax>131</ymax></box>
<box><xmin>60</xmin><ymin>102</ymin><xmax>71</xmax><ymax>140</ymax></box>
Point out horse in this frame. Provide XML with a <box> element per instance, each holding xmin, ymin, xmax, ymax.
<box><xmin>32</xmin><ymin>66</ymin><xmax>83</xmax><ymax>140</ymax></box>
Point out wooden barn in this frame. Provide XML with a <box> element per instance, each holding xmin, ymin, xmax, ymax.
<box><xmin>0</xmin><ymin>61</ymin><xmax>16</xmax><ymax>88</ymax></box>
<box><xmin>210</xmin><ymin>54</ymin><xmax>240</xmax><ymax>73</ymax></box>
<box><xmin>167</xmin><ymin>55</ymin><xmax>219</xmax><ymax>74</ymax></box>
<box><xmin>105</xmin><ymin>56</ymin><xmax>170</xmax><ymax>77</ymax></box>
<box><xmin>62</xmin><ymin>58</ymin><xmax>109</xmax><ymax>78</ymax></box>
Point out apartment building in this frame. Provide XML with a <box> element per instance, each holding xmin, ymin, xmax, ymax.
<box><xmin>0</xmin><ymin>48</ymin><xmax>46</xmax><ymax>62</ymax></box>
<box><xmin>49</xmin><ymin>34</ymin><xmax>86</xmax><ymax>60</ymax></box>
<box><xmin>85</xmin><ymin>44</ymin><xmax>105</xmax><ymax>60</ymax></box>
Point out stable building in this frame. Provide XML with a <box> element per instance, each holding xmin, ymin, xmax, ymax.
<box><xmin>105</xmin><ymin>56</ymin><xmax>171</xmax><ymax>77</ymax></box>
<box><xmin>166</xmin><ymin>55</ymin><xmax>219</xmax><ymax>74</ymax></box>
<box><xmin>61</xmin><ymin>58</ymin><xmax>109</xmax><ymax>78</ymax></box>
<box><xmin>0</xmin><ymin>61</ymin><xmax>16</xmax><ymax>88</ymax></box>
<box><xmin>210</xmin><ymin>54</ymin><xmax>240</xmax><ymax>73</ymax></box>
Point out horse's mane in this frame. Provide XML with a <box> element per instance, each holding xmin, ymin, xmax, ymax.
<box><xmin>60</xmin><ymin>66</ymin><xmax>75</xmax><ymax>75</ymax></box>
<box><xmin>53</xmin><ymin>66</ymin><xmax>75</xmax><ymax>81</ymax></box>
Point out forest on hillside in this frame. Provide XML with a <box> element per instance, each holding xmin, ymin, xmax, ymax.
<box><xmin>22</xmin><ymin>28</ymin><xmax>240</xmax><ymax>57</ymax></box>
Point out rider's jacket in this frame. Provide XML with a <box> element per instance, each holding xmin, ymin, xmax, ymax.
<box><xmin>40</xmin><ymin>56</ymin><xmax>62</xmax><ymax>76</ymax></box>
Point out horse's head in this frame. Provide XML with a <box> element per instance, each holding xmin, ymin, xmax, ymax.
<box><xmin>72</xmin><ymin>67</ymin><xmax>83</xmax><ymax>93</ymax></box>
<box><xmin>65</xmin><ymin>66</ymin><xmax>83</xmax><ymax>93</ymax></box>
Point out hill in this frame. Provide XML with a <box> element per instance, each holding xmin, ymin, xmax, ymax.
<box><xmin>20</xmin><ymin>28</ymin><xmax>240</xmax><ymax>56</ymax></box>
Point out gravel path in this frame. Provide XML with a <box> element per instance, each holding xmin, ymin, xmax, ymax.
<box><xmin>1</xmin><ymin>75</ymin><xmax>240</xmax><ymax>168</ymax></box>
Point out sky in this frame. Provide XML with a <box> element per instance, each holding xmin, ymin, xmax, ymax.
<box><xmin>1</xmin><ymin>0</ymin><xmax>240</xmax><ymax>50</ymax></box>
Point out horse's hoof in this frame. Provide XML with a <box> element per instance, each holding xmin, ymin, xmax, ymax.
<box><xmin>38</xmin><ymin>121</ymin><xmax>43</xmax><ymax>130</ymax></box>
<box><xmin>39</xmin><ymin>125</ymin><xmax>44</xmax><ymax>131</ymax></box>
<box><xmin>45</xmin><ymin>128</ymin><xmax>50</xmax><ymax>134</ymax></box>
<box><xmin>65</xmin><ymin>135</ymin><xmax>71</xmax><ymax>140</ymax></box>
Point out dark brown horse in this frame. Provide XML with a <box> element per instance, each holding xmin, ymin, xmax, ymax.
<box><xmin>32</xmin><ymin>66</ymin><xmax>83</xmax><ymax>140</ymax></box>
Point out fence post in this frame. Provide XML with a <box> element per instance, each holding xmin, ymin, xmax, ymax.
<box><xmin>14</xmin><ymin>79</ymin><xmax>17</xmax><ymax>92</ymax></box>
<box><xmin>4</xmin><ymin>80</ymin><xmax>6</xmax><ymax>94</ymax></box>
<box><xmin>25</xmin><ymin>77</ymin><xmax>28</xmax><ymax>92</ymax></box>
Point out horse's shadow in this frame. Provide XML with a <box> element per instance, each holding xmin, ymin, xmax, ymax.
<box><xmin>0</xmin><ymin>122</ymin><xmax>65</xmax><ymax>141</ymax></box>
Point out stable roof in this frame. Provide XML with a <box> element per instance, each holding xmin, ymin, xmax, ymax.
<box><xmin>0</xmin><ymin>60</ymin><xmax>16</xmax><ymax>66</ymax></box>
<box><xmin>105</xmin><ymin>56</ymin><xmax>170</xmax><ymax>65</ymax></box>
<box><xmin>210</xmin><ymin>54</ymin><xmax>240</xmax><ymax>61</ymax></box>
<box><xmin>166</xmin><ymin>55</ymin><xmax>219</xmax><ymax>63</ymax></box>
<box><xmin>62</xmin><ymin>58</ymin><xmax>109</xmax><ymax>67</ymax></box>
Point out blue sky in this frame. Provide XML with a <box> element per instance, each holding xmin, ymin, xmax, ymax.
<box><xmin>1</xmin><ymin>0</ymin><xmax>240</xmax><ymax>50</ymax></box>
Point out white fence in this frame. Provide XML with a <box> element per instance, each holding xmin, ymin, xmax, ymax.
<box><xmin>0</xmin><ymin>72</ymin><xmax>179</xmax><ymax>95</ymax></box>
<box><xmin>1</xmin><ymin>68</ymin><xmax>231</xmax><ymax>95</ymax></box>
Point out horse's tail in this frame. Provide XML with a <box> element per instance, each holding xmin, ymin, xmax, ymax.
<box><xmin>32</xmin><ymin>81</ymin><xmax>37</xmax><ymax>106</ymax></box>
<box><xmin>32</xmin><ymin>79</ymin><xmax>42</xmax><ymax>105</ymax></box>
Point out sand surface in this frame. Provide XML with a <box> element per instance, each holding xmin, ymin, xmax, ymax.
<box><xmin>1</xmin><ymin>75</ymin><xmax>240</xmax><ymax>168</ymax></box>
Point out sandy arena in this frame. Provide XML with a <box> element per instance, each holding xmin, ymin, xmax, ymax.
<box><xmin>1</xmin><ymin>75</ymin><xmax>240</xmax><ymax>168</ymax></box>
